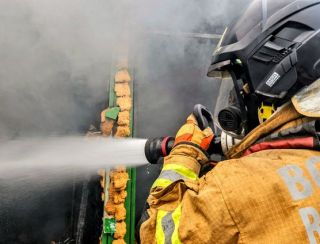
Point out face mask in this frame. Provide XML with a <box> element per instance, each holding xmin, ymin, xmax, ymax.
<box><xmin>213</xmin><ymin>70</ymin><xmax>248</xmax><ymax>139</ymax></box>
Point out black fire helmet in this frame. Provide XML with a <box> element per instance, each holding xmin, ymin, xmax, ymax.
<box><xmin>209</xmin><ymin>0</ymin><xmax>320</xmax><ymax>135</ymax></box>
<box><xmin>209</xmin><ymin>0</ymin><xmax>320</xmax><ymax>99</ymax></box>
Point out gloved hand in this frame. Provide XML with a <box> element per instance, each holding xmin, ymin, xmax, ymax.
<box><xmin>151</xmin><ymin>114</ymin><xmax>214</xmax><ymax>190</ymax></box>
<box><xmin>169</xmin><ymin>114</ymin><xmax>214</xmax><ymax>166</ymax></box>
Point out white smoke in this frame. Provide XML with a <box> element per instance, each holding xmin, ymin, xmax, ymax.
<box><xmin>0</xmin><ymin>0</ymin><xmax>253</xmax><ymax>242</ymax></box>
<box><xmin>0</xmin><ymin>0</ymin><xmax>251</xmax><ymax>138</ymax></box>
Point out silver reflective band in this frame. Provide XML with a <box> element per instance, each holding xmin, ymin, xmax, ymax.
<box><xmin>156</xmin><ymin>206</ymin><xmax>182</xmax><ymax>244</ymax></box>
<box><xmin>162</xmin><ymin>212</ymin><xmax>175</xmax><ymax>244</ymax></box>
<box><xmin>158</xmin><ymin>170</ymin><xmax>187</xmax><ymax>182</ymax></box>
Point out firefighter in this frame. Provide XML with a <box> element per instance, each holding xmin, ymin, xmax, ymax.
<box><xmin>139</xmin><ymin>0</ymin><xmax>320</xmax><ymax>243</ymax></box>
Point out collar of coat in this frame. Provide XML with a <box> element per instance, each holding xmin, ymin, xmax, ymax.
<box><xmin>226</xmin><ymin>102</ymin><xmax>320</xmax><ymax>159</ymax></box>
<box><xmin>227</xmin><ymin>79</ymin><xmax>320</xmax><ymax>159</ymax></box>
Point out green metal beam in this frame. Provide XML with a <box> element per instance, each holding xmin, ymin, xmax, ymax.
<box><xmin>101</xmin><ymin>65</ymin><xmax>136</xmax><ymax>244</ymax></box>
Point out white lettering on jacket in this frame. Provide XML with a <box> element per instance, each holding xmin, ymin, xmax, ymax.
<box><xmin>277</xmin><ymin>156</ymin><xmax>320</xmax><ymax>243</ymax></box>
<box><xmin>299</xmin><ymin>207</ymin><xmax>320</xmax><ymax>244</ymax></box>
<box><xmin>306</xmin><ymin>157</ymin><xmax>320</xmax><ymax>187</ymax></box>
<box><xmin>277</xmin><ymin>164</ymin><xmax>312</xmax><ymax>201</ymax></box>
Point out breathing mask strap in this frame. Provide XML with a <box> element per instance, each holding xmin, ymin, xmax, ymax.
<box><xmin>229</xmin><ymin>70</ymin><xmax>248</xmax><ymax>134</ymax></box>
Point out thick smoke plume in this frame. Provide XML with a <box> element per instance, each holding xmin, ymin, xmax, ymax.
<box><xmin>0</xmin><ymin>0</ymin><xmax>251</xmax><ymax>138</ymax></box>
<box><xmin>0</xmin><ymin>0</ymin><xmax>252</xmax><ymax>242</ymax></box>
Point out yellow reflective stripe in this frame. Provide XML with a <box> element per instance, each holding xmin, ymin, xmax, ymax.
<box><xmin>162</xmin><ymin>164</ymin><xmax>198</xmax><ymax>181</ymax></box>
<box><xmin>171</xmin><ymin>204</ymin><xmax>182</xmax><ymax>244</ymax></box>
<box><xmin>156</xmin><ymin>209</ymin><xmax>167</xmax><ymax>244</ymax></box>
<box><xmin>152</xmin><ymin>178</ymin><xmax>173</xmax><ymax>189</ymax></box>
<box><xmin>152</xmin><ymin>164</ymin><xmax>198</xmax><ymax>189</ymax></box>
<box><xmin>155</xmin><ymin>205</ymin><xmax>182</xmax><ymax>244</ymax></box>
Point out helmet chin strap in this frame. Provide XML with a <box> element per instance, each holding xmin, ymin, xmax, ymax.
<box><xmin>229</xmin><ymin>70</ymin><xmax>248</xmax><ymax>135</ymax></box>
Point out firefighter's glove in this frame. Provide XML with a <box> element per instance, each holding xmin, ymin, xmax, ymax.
<box><xmin>169</xmin><ymin>114</ymin><xmax>214</xmax><ymax>166</ymax></box>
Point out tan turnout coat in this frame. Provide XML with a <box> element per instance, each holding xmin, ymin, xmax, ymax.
<box><xmin>140</xmin><ymin>80</ymin><xmax>320</xmax><ymax>244</ymax></box>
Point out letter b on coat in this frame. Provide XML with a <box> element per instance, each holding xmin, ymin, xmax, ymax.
<box><xmin>278</xmin><ymin>165</ymin><xmax>313</xmax><ymax>201</ymax></box>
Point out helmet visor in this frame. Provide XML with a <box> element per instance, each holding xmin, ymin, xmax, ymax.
<box><xmin>213</xmin><ymin>72</ymin><xmax>244</xmax><ymax>138</ymax></box>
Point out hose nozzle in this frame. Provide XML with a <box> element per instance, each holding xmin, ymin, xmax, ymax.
<box><xmin>144</xmin><ymin>104</ymin><xmax>223</xmax><ymax>164</ymax></box>
<box><xmin>144</xmin><ymin>137</ymin><xmax>174</xmax><ymax>164</ymax></box>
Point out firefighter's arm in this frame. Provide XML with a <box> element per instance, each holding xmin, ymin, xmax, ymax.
<box><xmin>178</xmin><ymin>171</ymin><xmax>240</xmax><ymax>243</ymax></box>
<box><xmin>150</xmin><ymin>114</ymin><xmax>213</xmax><ymax>197</ymax></box>
<box><xmin>140</xmin><ymin>167</ymin><xmax>239</xmax><ymax>243</ymax></box>
<box><xmin>140</xmin><ymin>114</ymin><xmax>216</xmax><ymax>243</ymax></box>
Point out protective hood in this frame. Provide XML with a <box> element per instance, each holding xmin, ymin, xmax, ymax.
<box><xmin>292</xmin><ymin>78</ymin><xmax>320</xmax><ymax>117</ymax></box>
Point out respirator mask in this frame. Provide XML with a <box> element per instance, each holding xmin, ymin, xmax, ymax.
<box><xmin>212</xmin><ymin>68</ymin><xmax>253</xmax><ymax>140</ymax></box>
<box><xmin>210</xmin><ymin>68</ymin><xmax>251</xmax><ymax>155</ymax></box>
